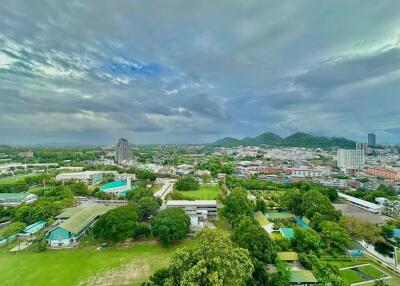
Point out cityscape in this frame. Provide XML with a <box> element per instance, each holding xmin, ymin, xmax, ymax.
<box><xmin>1</xmin><ymin>1</ymin><xmax>400</xmax><ymax>286</ymax></box>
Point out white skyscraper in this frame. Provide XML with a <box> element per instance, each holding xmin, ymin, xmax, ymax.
<box><xmin>336</xmin><ymin>149</ymin><xmax>365</xmax><ymax>169</ymax></box>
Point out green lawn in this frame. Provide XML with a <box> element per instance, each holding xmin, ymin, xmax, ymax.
<box><xmin>176</xmin><ymin>184</ymin><xmax>220</xmax><ymax>200</ymax></box>
<box><xmin>0</xmin><ymin>241</ymin><xmax>194</xmax><ymax>286</ymax></box>
<box><xmin>340</xmin><ymin>269</ymin><xmax>365</xmax><ymax>284</ymax></box>
<box><xmin>0</xmin><ymin>174</ymin><xmax>33</xmax><ymax>183</ymax></box>
<box><xmin>358</xmin><ymin>265</ymin><xmax>387</xmax><ymax>279</ymax></box>
<box><xmin>271</xmin><ymin>232</ymin><xmax>282</xmax><ymax>241</ymax></box>
<box><xmin>254</xmin><ymin>211</ymin><xmax>270</xmax><ymax>226</ymax></box>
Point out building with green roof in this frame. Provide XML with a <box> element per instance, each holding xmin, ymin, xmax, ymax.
<box><xmin>48</xmin><ymin>205</ymin><xmax>112</xmax><ymax>247</ymax></box>
<box><xmin>280</xmin><ymin>227</ymin><xmax>295</xmax><ymax>240</ymax></box>
<box><xmin>99</xmin><ymin>178</ymin><xmax>135</xmax><ymax>196</ymax></box>
<box><xmin>277</xmin><ymin>251</ymin><xmax>299</xmax><ymax>262</ymax></box>
<box><xmin>266</xmin><ymin>212</ymin><xmax>295</xmax><ymax>221</ymax></box>
<box><xmin>290</xmin><ymin>270</ymin><xmax>318</xmax><ymax>285</ymax></box>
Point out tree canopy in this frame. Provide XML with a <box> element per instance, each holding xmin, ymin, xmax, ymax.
<box><xmin>175</xmin><ymin>176</ymin><xmax>199</xmax><ymax>191</ymax></box>
<box><xmin>222</xmin><ymin>187</ymin><xmax>253</xmax><ymax>225</ymax></box>
<box><xmin>151</xmin><ymin>208</ymin><xmax>190</xmax><ymax>245</ymax></box>
<box><xmin>320</xmin><ymin>221</ymin><xmax>351</xmax><ymax>250</ymax></box>
<box><xmin>232</xmin><ymin>216</ymin><xmax>277</xmax><ymax>264</ymax></box>
<box><xmin>164</xmin><ymin>229</ymin><xmax>253</xmax><ymax>286</ymax></box>
<box><xmin>93</xmin><ymin>205</ymin><xmax>139</xmax><ymax>243</ymax></box>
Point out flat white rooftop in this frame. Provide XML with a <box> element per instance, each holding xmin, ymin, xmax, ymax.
<box><xmin>338</xmin><ymin>192</ymin><xmax>382</xmax><ymax>211</ymax></box>
<box><xmin>166</xmin><ymin>200</ymin><xmax>217</xmax><ymax>206</ymax></box>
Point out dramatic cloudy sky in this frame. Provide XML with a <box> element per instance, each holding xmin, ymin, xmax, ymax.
<box><xmin>1</xmin><ymin>1</ymin><xmax>400</xmax><ymax>145</ymax></box>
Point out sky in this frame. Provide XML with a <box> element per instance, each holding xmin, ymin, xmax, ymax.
<box><xmin>1</xmin><ymin>0</ymin><xmax>400</xmax><ymax>145</ymax></box>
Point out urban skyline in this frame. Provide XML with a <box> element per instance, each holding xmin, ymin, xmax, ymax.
<box><xmin>1</xmin><ymin>1</ymin><xmax>400</xmax><ymax>145</ymax></box>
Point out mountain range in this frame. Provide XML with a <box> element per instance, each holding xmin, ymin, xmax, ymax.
<box><xmin>209</xmin><ymin>132</ymin><xmax>356</xmax><ymax>148</ymax></box>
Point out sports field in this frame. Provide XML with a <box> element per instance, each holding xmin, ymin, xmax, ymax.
<box><xmin>176</xmin><ymin>184</ymin><xmax>220</xmax><ymax>200</ymax></box>
<box><xmin>0</xmin><ymin>241</ymin><xmax>193</xmax><ymax>286</ymax></box>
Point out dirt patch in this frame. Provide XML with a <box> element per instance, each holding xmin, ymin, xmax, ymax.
<box><xmin>82</xmin><ymin>262</ymin><xmax>150</xmax><ymax>286</ymax></box>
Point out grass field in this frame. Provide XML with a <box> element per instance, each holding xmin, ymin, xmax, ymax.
<box><xmin>339</xmin><ymin>264</ymin><xmax>389</xmax><ymax>285</ymax></box>
<box><xmin>0</xmin><ymin>174</ymin><xmax>32</xmax><ymax>184</ymax></box>
<box><xmin>271</xmin><ymin>232</ymin><xmax>282</xmax><ymax>241</ymax></box>
<box><xmin>340</xmin><ymin>268</ymin><xmax>365</xmax><ymax>284</ymax></box>
<box><xmin>176</xmin><ymin>184</ymin><xmax>220</xmax><ymax>200</ymax></box>
<box><xmin>254</xmin><ymin>211</ymin><xmax>270</xmax><ymax>226</ymax></box>
<box><xmin>358</xmin><ymin>265</ymin><xmax>387</xmax><ymax>279</ymax></box>
<box><xmin>0</xmin><ymin>241</ymin><xmax>194</xmax><ymax>286</ymax></box>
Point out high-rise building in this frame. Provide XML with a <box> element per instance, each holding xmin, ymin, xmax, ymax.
<box><xmin>336</xmin><ymin>149</ymin><xmax>365</xmax><ymax>169</ymax></box>
<box><xmin>115</xmin><ymin>138</ymin><xmax>132</xmax><ymax>165</ymax></box>
<box><xmin>368</xmin><ymin>133</ymin><xmax>376</xmax><ymax>146</ymax></box>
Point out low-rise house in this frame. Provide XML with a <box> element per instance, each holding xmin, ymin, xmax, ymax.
<box><xmin>338</xmin><ymin>193</ymin><xmax>382</xmax><ymax>214</ymax></box>
<box><xmin>55</xmin><ymin>171</ymin><xmax>112</xmax><ymax>185</ymax></box>
<box><xmin>99</xmin><ymin>178</ymin><xmax>134</xmax><ymax>196</ymax></box>
<box><xmin>48</xmin><ymin>206</ymin><xmax>112</xmax><ymax>247</ymax></box>
<box><xmin>277</xmin><ymin>251</ymin><xmax>299</xmax><ymax>263</ymax></box>
<box><xmin>165</xmin><ymin>200</ymin><xmax>218</xmax><ymax>220</ymax></box>
<box><xmin>290</xmin><ymin>271</ymin><xmax>318</xmax><ymax>286</ymax></box>
<box><xmin>375</xmin><ymin>197</ymin><xmax>400</xmax><ymax>218</ymax></box>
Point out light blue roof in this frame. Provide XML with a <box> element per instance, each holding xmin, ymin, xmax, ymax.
<box><xmin>23</xmin><ymin>220</ymin><xmax>47</xmax><ymax>234</ymax></box>
<box><xmin>281</xmin><ymin>227</ymin><xmax>295</xmax><ymax>240</ymax></box>
<box><xmin>294</xmin><ymin>217</ymin><xmax>309</xmax><ymax>229</ymax></box>
<box><xmin>100</xmin><ymin>181</ymin><xmax>127</xmax><ymax>190</ymax></box>
<box><xmin>394</xmin><ymin>228</ymin><xmax>400</xmax><ymax>238</ymax></box>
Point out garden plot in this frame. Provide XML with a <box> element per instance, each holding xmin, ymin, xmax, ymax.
<box><xmin>339</xmin><ymin>263</ymin><xmax>390</xmax><ymax>285</ymax></box>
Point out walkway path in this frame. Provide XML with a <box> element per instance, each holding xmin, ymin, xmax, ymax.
<box><xmin>154</xmin><ymin>180</ymin><xmax>174</xmax><ymax>201</ymax></box>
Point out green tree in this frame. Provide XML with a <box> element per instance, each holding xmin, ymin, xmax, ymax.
<box><xmin>93</xmin><ymin>205</ymin><xmax>139</xmax><ymax>243</ymax></box>
<box><xmin>222</xmin><ymin>188</ymin><xmax>254</xmax><ymax>225</ymax></box>
<box><xmin>340</xmin><ymin>215</ymin><xmax>383</xmax><ymax>244</ymax></box>
<box><xmin>255</xmin><ymin>198</ymin><xmax>267</xmax><ymax>213</ymax></box>
<box><xmin>232</xmin><ymin>216</ymin><xmax>277</xmax><ymax>264</ymax></box>
<box><xmin>138</xmin><ymin>196</ymin><xmax>160</xmax><ymax>219</ymax></box>
<box><xmin>280</xmin><ymin>190</ymin><xmax>303</xmax><ymax>215</ymax></box>
<box><xmin>268</xmin><ymin>260</ymin><xmax>290</xmax><ymax>286</ymax></box>
<box><xmin>147</xmin><ymin>268</ymin><xmax>170</xmax><ymax>286</ymax></box>
<box><xmin>320</xmin><ymin>221</ymin><xmax>351</xmax><ymax>250</ymax></box>
<box><xmin>381</xmin><ymin>223</ymin><xmax>395</xmax><ymax>240</ymax></box>
<box><xmin>68</xmin><ymin>182</ymin><xmax>89</xmax><ymax>196</ymax></box>
<box><xmin>200</xmin><ymin>173</ymin><xmax>212</xmax><ymax>184</ymax></box>
<box><xmin>151</xmin><ymin>208</ymin><xmax>190</xmax><ymax>245</ymax></box>
<box><xmin>0</xmin><ymin>222</ymin><xmax>26</xmax><ymax>239</ymax></box>
<box><xmin>293</xmin><ymin>227</ymin><xmax>322</xmax><ymax>253</ymax></box>
<box><xmin>137</xmin><ymin>170</ymin><xmax>157</xmax><ymax>181</ymax></box>
<box><xmin>175</xmin><ymin>176</ymin><xmax>199</xmax><ymax>191</ymax></box>
<box><xmin>165</xmin><ymin>229</ymin><xmax>253</xmax><ymax>286</ymax></box>
<box><xmin>31</xmin><ymin>235</ymin><xmax>48</xmax><ymax>252</ymax></box>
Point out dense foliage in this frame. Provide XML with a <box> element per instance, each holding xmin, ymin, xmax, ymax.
<box><xmin>151</xmin><ymin>208</ymin><xmax>190</xmax><ymax>245</ymax></box>
<box><xmin>175</xmin><ymin>176</ymin><xmax>199</xmax><ymax>191</ymax></box>
<box><xmin>195</xmin><ymin>158</ymin><xmax>235</xmax><ymax>176</ymax></box>
<box><xmin>222</xmin><ymin>187</ymin><xmax>254</xmax><ymax>225</ymax></box>
<box><xmin>93</xmin><ymin>205</ymin><xmax>139</xmax><ymax>243</ymax></box>
<box><xmin>147</xmin><ymin>229</ymin><xmax>253</xmax><ymax>286</ymax></box>
<box><xmin>0</xmin><ymin>222</ymin><xmax>26</xmax><ymax>239</ymax></box>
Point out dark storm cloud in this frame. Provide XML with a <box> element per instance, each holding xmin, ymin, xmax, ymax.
<box><xmin>295</xmin><ymin>48</ymin><xmax>400</xmax><ymax>90</ymax></box>
<box><xmin>1</xmin><ymin>0</ymin><xmax>400</xmax><ymax>144</ymax></box>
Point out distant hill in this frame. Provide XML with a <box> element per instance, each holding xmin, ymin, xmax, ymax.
<box><xmin>211</xmin><ymin>137</ymin><xmax>243</xmax><ymax>147</ymax></box>
<box><xmin>209</xmin><ymin>131</ymin><xmax>355</xmax><ymax>148</ymax></box>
